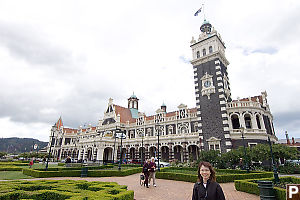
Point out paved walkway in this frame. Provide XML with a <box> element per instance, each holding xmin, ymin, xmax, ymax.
<box><xmin>25</xmin><ymin>173</ymin><xmax>259</xmax><ymax>200</ymax></box>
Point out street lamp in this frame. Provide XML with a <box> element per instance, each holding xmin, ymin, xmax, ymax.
<box><xmin>240</xmin><ymin>127</ymin><xmax>250</xmax><ymax>173</ymax></box>
<box><xmin>155</xmin><ymin>124</ymin><xmax>161</xmax><ymax>171</ymax></box>
<box><xmin>116</xmin><ymin>128</ymin><xmax>126</xmax><ymax>171</ymax></box>
<box><xmin>45</xmin><ymin>125</ymin><xmax>56</xmax><ymax>171</ymax></box>
<box><xmin>140</xmin><ymin>133</ymin><xmax>144</xmax><ymax>166</ymax></box>
<box><xmin>113</xmin><ymin>130</ymin><xmax>117</xmax><ymax>164</ymax></box>
<box><xmin>268</xmin><ymin>136</ymin><xmax>280</xmax><ymax>183</ymax></box>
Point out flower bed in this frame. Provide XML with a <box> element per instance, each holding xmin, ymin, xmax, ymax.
<box><xmin>0</xmin><ymin>179</ymin><xmax>134</xmax><ymax>200</ymax></box>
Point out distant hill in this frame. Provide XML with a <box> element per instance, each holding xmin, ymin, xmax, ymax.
<box><xmin>0</xmin><ymin>137</ymin><xmax>48</xmax><ymax>154</ymax></box>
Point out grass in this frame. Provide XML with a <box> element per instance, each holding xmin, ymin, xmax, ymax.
<box><xmin>0</xmin><ymin>171</ymin><xmax>33</xmax><ymax>180</ymax></box>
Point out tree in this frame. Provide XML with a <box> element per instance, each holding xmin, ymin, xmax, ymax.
<box><xmin>0</xmin><ymin>152</ymin><xmax>7</xmax><ymax>158</ymax></box>
<box><xmin>197</xmin><ymin>150</ymin><xmax>221</xmax><ymax>167</ymax></box>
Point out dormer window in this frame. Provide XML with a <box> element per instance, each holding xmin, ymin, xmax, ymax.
<box><xmin>209</xmin><ymin>46</ymin><xmax>213</xmax><ymax>53</ymax></box>
<box><xmin>196</xmin><ymin>51</ymin><xmax>200</xmax><ymax>58</ymax></box>
<box><xmin>202</xmin><ymin>49</ymin><xmax>206</xmax><ymax>56</ymax></box>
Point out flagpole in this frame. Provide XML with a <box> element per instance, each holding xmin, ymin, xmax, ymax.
<box><xmin>202</xmin><ymin>3</ymin><xmax>205</xmax><ymax>20</ymax></box>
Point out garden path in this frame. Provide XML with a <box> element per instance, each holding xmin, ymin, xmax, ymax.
<box><xmin>26</xmin><ymin>173</ymin><xmax>260</xmax><ymax>200</ymax></box>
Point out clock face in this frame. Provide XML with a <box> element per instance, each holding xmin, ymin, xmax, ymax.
<box><xmin>204</xmin><ymin>80</ymin><xmax>211</xmax><ymax>88</ymax></box>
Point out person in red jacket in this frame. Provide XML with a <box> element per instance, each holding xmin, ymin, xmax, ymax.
<box><xmin>192</xmin><ymin>161</ymin><xmax>225</xmax><ymax>200</ymax></box>
<box><xmin>29</xmin><ymin>159</ymin><xmax>34</xmax><ymax>168</ymax></box>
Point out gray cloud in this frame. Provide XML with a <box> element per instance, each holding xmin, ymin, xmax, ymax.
<box><xmin>0</xmin><ymin>21</ymin><xmax>76</xmax><ymax>71</ymax></box>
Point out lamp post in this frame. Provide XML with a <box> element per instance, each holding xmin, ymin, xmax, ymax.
<box><xmin>240</xmin><ymin>127</ymin><xmax>249</xmax><ymax>173</ymax></box>
<box><xmin>45</xmin><ymin>125</ymin><xmax>56</xmax><ymax>171</ymax></box>
<box><xmin>113</xmin><ymin>130</ymin><xmax>117</xmax><ymax>164</ymax></box>
<box><xmin>116</xmin><ymin>128</ymin><xmax>126</xmax><ymax>171</ymax></box>
<box><xmin>155</xmin><ymin>124</ymin><xmax>161</xmax><ymax>171</ymax></box>
<box><xmin>268</xmin><ymin>136</ymin><xmax>280</xmax><ymax>183</ymax></box>
<box><xmin>140</xmin><ymin>133</ymin><xmax>144</xmax><ymax>166</ymax></box>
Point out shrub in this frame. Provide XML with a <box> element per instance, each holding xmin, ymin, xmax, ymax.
<box><xmin>0</xmin><ymin>180</ymin><xmax>134</xmax><ymax>200</ymax></box>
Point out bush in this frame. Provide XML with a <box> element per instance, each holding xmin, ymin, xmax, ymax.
<box><xmin>0</xmin><ymin>180</ymin><xmax>134</xmax><ymax>200</ymax></box>
<box><xmin>23</xmin><ymin>167</ymin><xmax>142</xmax><ymax>178</ymax></box>
<box><xmin>235</xmin><ymin>176</ymin><xmax>300</xmax><ymax>200</ymax></box>
<box><xmin>156</xmin><ymin>167</ymin><xmax>272</xmax><ymax>183</ymax></box>
<box><xmin>278</xmin><ymin>163</ymin><xmax>300</xmax><ymax>174</ymax></box>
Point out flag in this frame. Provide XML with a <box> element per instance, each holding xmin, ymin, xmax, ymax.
<box><xmin>194</xmin><ymin>7</ymin><xmax>202</xmax><ymax>16</ymax></box>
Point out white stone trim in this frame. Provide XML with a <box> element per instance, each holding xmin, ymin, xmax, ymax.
<box><xmin>196</xmin><ymin>93</ymin><xmax>200</xmax><ymax>97</ymax></box>
<box><xmin>223</xmin><ymin>127</ymin><xmax>229</xmax><ymax>131</ymax></box>
<box><xmin>215</xmin><ymin>60</ymin><xmax>220</xmax><ymax>65</ymax></box>
<box><xmin>194</xmin><ymin>77</ymin><xmax>198</xmax><ymax>81</ymax></box>
<box><xmin>195</xmin><ymin>88</ymin><xmax>199</xmax><ymax>92</ymax></box>
<box><xmin>219</xmin><ymin>94</ymin><xmax>225</xmax><ymax>98</ymax></box>
<box><xmin>220</xmin><ymin>100</ymin><xmax>226</xmax><ymax>105</ymax></box>
<box><xmin>222</xmin><ymin>120</ymin><xmax>228</xmax><ymax>124</ymax></box>
<box><xmin>217</xmin><ymin>82</ymin><xmax>223</xmax><ymax>87</ymax></box>
<box><xmin>224</xmin><ymin>134</ymin><xmax>230</xmax><ymax>138</ymax></box>
<box><xmin>226</xmin><ymin>149</ymin><xmax>231</xmax><ymax>152</ymax></box>
<box><xmin>194</xmin><ymin>68</ymin><xmax>197</xmax><ymax>72</ymax></box>
<box><xmin>197</xmin><ymin>111</ymin><xmax>201</xmax><ymax>115</ymax></box>
<box><xmin>216</xmin><ymin>71</ymin><xmax>222</xmax><ymax>75</ymax></box>
<box><xmin>216</xmin><ymin>66</ymin><xmax>221</xmax><ymax>70</ymax></box>
<box><xmin>217</xmin><ymin>77</ymin><xmax>223</xmax><ymax>81</ymax></box>
<box><xmin>218</xmin><ymin>88</ymin><xmax>224</xmax><ymax>92</ymax></box>
<box><xmin>225</xmin><ymin>141</ymin><xmax>232</xmax><ymax>145</ymax></box>
<box><xmin>194</xmin><ymin>72</ymin><xmax>198</xmax><ymax>76</ymax></box>
<box><xmin>195</xmin><ymin>83</ymin><xmax>199</xmax><ymax>86</ymax></box>
<box><xmin>221</xmin><ymin>107</ymin><xmax>226</xmax><ymax>111</ymax></box>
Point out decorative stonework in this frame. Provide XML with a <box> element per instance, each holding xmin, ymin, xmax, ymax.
<box><xmin>200</xmin><ymin>72</ymin><xmax>215</xmax><ymax>99</ymax></box>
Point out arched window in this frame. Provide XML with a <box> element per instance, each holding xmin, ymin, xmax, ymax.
<box><xmin>244</xmin><ymin>114</ymin><xmax>252</xmax><ymax>129</ymax></box>
<box><xmin>231</xmin><ymin>114</ymin><xmax>240</xmax><ymax>129</ymax></box>
<box><xmin>196</xmin><ymin>51</ymin><xmax>200</xmax><ymax>58</ymax></box>
<box><xmin>202</xmin><ymin>49</ymin><xmax>206</xmax><ymax>56</ymax></box>
<box><xmin>209</xmin><ymin>46</ymin><xmax>213</xmax><ymax>53</ymax></box>
<box><xmin>256</xmin><ymin>115</ymin><xmax>261</xmax><ymax>129</ymax></box>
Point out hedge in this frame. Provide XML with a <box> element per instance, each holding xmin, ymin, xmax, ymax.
<box><xmin>0</xmin><ymin>162</ymin><xmax>28</xmax><ymax>166</ymax></box>
<box><xmin>23</xmin><ymin>167</ymin><xmax>142</xmax><ymax>178</ymax></box>
<box><xmin>0</xmin><ymin>179</ymin><xmax>134</xmax><ymax>200</ymax></box>
<box><xmin>235</xmin><ymin>176</ymin><xmax>300</xmax><ymax>200</ymax></box>
<box><xmin>0</xmin><ymin>166</ymin><xmax>23</xmax><ymax>171</ymax></box>
<box><xmin>156</xmin><ymin>167</ymin><xmax>273</xmax><ymax>183</ymax></box>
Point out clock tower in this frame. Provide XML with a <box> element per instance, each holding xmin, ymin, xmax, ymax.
<box><xmin>191</xmin><ymin>19</ymin><xmax>232</xmax><ymax>153</ymax></box>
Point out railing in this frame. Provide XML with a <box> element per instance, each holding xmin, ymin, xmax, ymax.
<box><xmin>226</xmin><ymin>101</ymin><xmax>261</xmax><ymax>109</ymax></box>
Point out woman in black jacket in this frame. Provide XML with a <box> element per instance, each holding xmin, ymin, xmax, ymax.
<box><xmin>192</xmin><ymin>161</ymin><xmax>225</xmax><ymax>200</ymax></box>
<box><xmin>143</xmin><ymin>159</ymin><xmax>151</xmax><ymax>188</ymax></box>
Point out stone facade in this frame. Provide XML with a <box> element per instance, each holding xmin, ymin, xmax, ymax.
<box><xmin>47</xmin><ymin>19</ymin><xmax>277</xmax><ymax>163</ymax></box>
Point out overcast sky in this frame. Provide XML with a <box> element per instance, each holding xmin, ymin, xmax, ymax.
<box><xmin>0</xmin><ymin>0</ymin><xmax>299</xmax><ymax>142</ymax></box>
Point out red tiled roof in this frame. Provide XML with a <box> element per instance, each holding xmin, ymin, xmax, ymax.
<box><xmin>233</xmin><ymin>95</ymin><xmax>263</xmax><ymax>104</ymax></box>
<box><xmin>114</xmin><ymin>105</ymin><xmax>136</xmax><ymax>123</ymax></box>
<box><xmin>63</xmin><ymin>128</ymin><xmax>77</xmax><ymax>134</ymax></box>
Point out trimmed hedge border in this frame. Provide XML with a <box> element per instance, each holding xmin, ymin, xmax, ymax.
<box><xmin>23</xmin><ymin>167</ymin><xmax>142</xmax><ymax>178</ymax></box>
<box><xmin>0</xmin><ymin>179</ymin><xmax>134</xmax><ymax>200</ymax></box>
<box><xmin>156</xmin><ymin>167</ymin><xmax>273</xmax><ymax>183</ymax></box>
<box><xmin>235</xmin><ymin>176</ymin><xmax>300</xmax><ymax>200</ymax></box>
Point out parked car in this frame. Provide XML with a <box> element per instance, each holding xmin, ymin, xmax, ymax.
<box><xmin>155</xmin><ymin>159</ymin><xmax>170</xmax><ymax>168</ymax></box>
<box><xmin>286</xmin><ymin>159</ymin><xmax>300</xmax><ymax>165</ymax></box>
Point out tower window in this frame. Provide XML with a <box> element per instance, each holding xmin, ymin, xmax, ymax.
<box><xmin>231</xmin><ymin>114</ymin><xmax>240</xmax><ymax>129</ymax></box>
<box><xmin>256</xmin><ymin>115</ymin><xmax>261</xmax><ymax>129</ymax></box>
<box><xmin>196</xmin><ymin>51</ymin><xmax>200</xmax><ymax>58</ymax></box>
<box><xmin>209</xmin><ymin>46</ymin><xmax>213</xmax><ymax>53</ymax></box>
<box><xmin>244</xmin><ymin>114</ymin><xmax>252</xmax><ymax>129</ymax></box>
<box><xmin>202</xmin><ymin>49</ymin><xmax>206</xmax><ymax>56</ymax></box>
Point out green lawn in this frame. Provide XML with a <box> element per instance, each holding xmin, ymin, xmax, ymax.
<box><xmin>0</xmin><ymin>171</ymin><xmax>33</xmax><ymax>180</ymax></box>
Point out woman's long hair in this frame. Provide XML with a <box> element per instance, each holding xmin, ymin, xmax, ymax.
<box><xmin>197</xmin><ymin>161</ymin><xmax>216</xmax><ymax>183</ymax></box>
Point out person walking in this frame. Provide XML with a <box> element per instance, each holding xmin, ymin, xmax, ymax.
<box><xmin>148</xmin><ymin>157</ymin><xmax>157</xmax><ymax>187</ymax></box>
<box><xmin>142</xmin><ymin>159</ymin><xmax>151</xmax><ymax>188</ymax></box>
<box><xmin>29</xmin><ymin>159</ymin><xmax>34</xmax><ymax>168</ymax></box>
<box><xmin>192</xmin><ymin>161</ymin><xmax>225</xmax><ymax>200</ymax></box>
